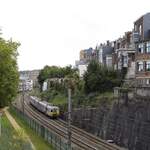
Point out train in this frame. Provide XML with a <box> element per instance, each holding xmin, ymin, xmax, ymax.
<box><xmin>30</xmin><ymin>96</ymin><xmax>60</xmax><ymax>118</ymax></box>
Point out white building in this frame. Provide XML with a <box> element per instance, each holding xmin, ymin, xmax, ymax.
<box><xmin>106</xmin><ymin>55</ymin><xmax>113</xmax><ymax>68</ymax></box>
<box><xmin>78</xmin><ymin>64</ymin><xmax>88</xmax><ymax>77</ymax></box>
<box><xmin>42</xmin><ymin>81</ymin><xmax>48</xmax><ymax>91</ymax></box>
<box><xmin>19</xmin><ymin>77</ymin><xmax>33</xmax><ymax>92</ymax></box>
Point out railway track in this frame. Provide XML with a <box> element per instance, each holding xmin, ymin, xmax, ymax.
<box><xmin>22</xmin><ymin>95</ymin><xmax>125</xmax><ymax>150</ymax></box>
<box><xmin>24</xmin><ymin>101</ymin><xmax>97</xmax><ymax>149</ymax></box>
<box><xmin>55</xmin><ymin>119</ymin><xmax>122</xmax><ymax>150</ymax></box>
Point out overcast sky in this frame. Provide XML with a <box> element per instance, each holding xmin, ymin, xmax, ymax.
<box><xmin>0</xmin><ymin>0</ymin><xmax>150</xmax><ymax>70</ymax></box>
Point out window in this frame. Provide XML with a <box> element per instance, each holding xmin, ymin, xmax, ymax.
<box><xmin>139</xmin><ymin>25</ymin><xmax>142</xmax><ymax>35</ymax></box>
<box><xmin>146</xmin><ymin>79</ymin><xmax>150</xmax><ymax>85</ymax></box>
<box><xmin>99</xmin><ymin>49</ymin><xmax>103</xmax><ymax>63</ymax></box>
<box><xmin>146</xmin><ymin>61</ymin><xmax>150</xmax><ymax>71</ymax></box>
<box><xmin>146</xmin><ymin>42</ymin><xmax>150</xmax><ymax>53</ymax></box>
<box><xmin>138</xmin><ymin>43</ymin><xmax>144</xmax><ymax>53</ymax></box>
<box><xmin>137</xmin><ymin>61</ymin><xmax>144</xmax><ymax>71</ymax></box>
<box><xmin>134</xmin><ymin>24</ymin><xmax>137</xmax><ymax>31</ymax></box>
<box><xmin>123</xmin><ymin>56</ymin><xmax>128</xmax><ymax>67</ymax></box>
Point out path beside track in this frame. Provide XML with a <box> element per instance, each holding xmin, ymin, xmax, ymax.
<box><xmin>4</xmin><ymin>107</ymin><xmax>36</xmax><ymax>150</ymax></box>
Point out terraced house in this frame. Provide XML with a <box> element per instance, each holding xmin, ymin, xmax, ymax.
<box><xmin>75</xmin><ymin>12</ymin><xmax>150</xmax><ymax>86</ymax></box>
<box><xmin>134</xmin><ymin>13</ymin><xmax>150</xmax><ymax>86</ymax></box>
<box><xmin>113</xmin><ymin>31</ymin><xmax>135</xmax><ymax>79</ymax></box>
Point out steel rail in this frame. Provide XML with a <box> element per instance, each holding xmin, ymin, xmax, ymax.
<box><xmin>24</xmin><ymin>101</ymin><xmax>98</xmax><ymax>150</ymax></box>
<box><xmin>21</xmin><ymin>94</ymin><xmax>125</xmax><ymax>150</ymax></box>
<box><xmin>55</xmin><ymin>119</ymin><xmax>122</xmax><ymax>150</ymax></box>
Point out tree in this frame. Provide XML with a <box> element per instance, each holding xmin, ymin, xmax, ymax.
<box><xmin>0</xmin><ymin>37</ymin><xmax>20</xmax><ymax>107</ymax></box>
<box><xmin>83</xmin><ymin>60</ymin><xmax>121</xmax><ymax>94</ymax></box>
<box><xmin>38</xmin><ymin>65</ymin><xmax>78</xmax><ymax>91</ymax></box>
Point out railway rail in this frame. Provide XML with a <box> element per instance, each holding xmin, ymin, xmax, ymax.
<box><xmin>24</xmin><ymin>101</ymin><xmax>97</xmax><ymax>149</ymax></box>
<box><xmin>22</xmin><ymin>95</ymin><xmax>125</xmax><ymax>150</ymax></box>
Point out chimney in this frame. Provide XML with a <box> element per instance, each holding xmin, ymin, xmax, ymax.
<box><xmin>107</xmin><ymin>40</ymin><xmax>110</xmax><ymax>46</ymax></box>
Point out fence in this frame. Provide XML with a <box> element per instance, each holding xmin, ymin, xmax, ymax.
<box><xmin>11</xmin><ymin>106</ymin><xmax>70</xmax><ymax>150</ymax></box>
<box><xmin>1</xmin><ymin>112</ymin><xmax>33</xmax><ymax>150</ymax></box>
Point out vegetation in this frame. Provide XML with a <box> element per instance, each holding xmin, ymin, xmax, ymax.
<box><xmin>0</xmin><ymin>114</ymin><xmax>33</xmax><ymax>150</ymax></box>
<box><xmin>38</xmin><ymin>65</ymin><xmax>77</xmax><ymax>90</ymax></box>
<box><xmin>0</xmin><ymin>37</ymin><xmax>20</xmax><ymax>107</ymax></box>
<box><xmin>83</xmin><ymin>60</ymin><xmax>121</xmax><ymax>93</ymax></box>
<box><xmin>37</xmin><ymin>65</ymin><xmax>80</xmax><ymax>102</ymax></box>
<box><xmin>37</xmin><ymin>61</ymin><xmax>122</xmax><ymax>108</ymax></box>
<box><xmin>9</xmin><ymin>108</ymin><xmax>54</xmax><ymax>150</ymax></box>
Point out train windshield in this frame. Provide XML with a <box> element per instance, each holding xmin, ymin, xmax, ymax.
<box><xmin>53</xmin><ymin>108</ymin><xmax>57</xmax><ymax>112</ymax></box>
<box><xmin>48</xmin><ymin>107</ymin><xmax>58</xmax><ymax>112</ymax></box>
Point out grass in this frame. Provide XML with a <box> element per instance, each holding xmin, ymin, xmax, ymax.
<box><xmin>95</xmin><ymin>92</ymin><xmax>114</xmax><ymax>102</ymax></box>
<box><xmin>29</xmin><ymin>88</ymin><xmax>41</xmax><ymax>97</ymax></box>
<box><xmin>9</xmin><ymin>108</ymin><xmax>54</xmax><ymax>150</ymax></box>
<box><xmin>32</xmin><ymin>88</ymin><xmax>114</xmax><ymax>110</ymax></box>
<box><xmin>95</xmin><ymin>92</ymin><xmax>114</xmax><ymax>105</ymax></box>
<box><xmin>49</xmin><ymin>91</ymin><xmax>114</xmax><ymax>108</ymax></box>
<box><xmin>0</xmin><ymin>114</ymin><xmax>33</xmax><ymax>150</ymax></box>
<box><xmin>75</xmin><ymin>91</ymin><xmax>115</xmax><ymax>107</ymax></box>
<box><xmin>50</xmin><ymin>94</ymin><xmax>67</xmax><ymax>105</ymax></box>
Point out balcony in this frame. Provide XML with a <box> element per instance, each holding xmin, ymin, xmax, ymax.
<box><xmin>135</xmin><ymin>53</ymin><xmax>150</xmax><ymax>61</ymax></box>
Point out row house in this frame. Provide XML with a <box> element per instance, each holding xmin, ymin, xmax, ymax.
<box><xmin>79</xmin><ymin>47</ymin><xmax>97</xmax><ymax>63</ymax></box>
<box><xmin>134</xmin><ymin>13</ymin><xmax>150</xmax><ymax>87</ymax></box>
<box><xmin>113</xmin><ymin>32</ymin><xmax>136</xmax><ymax>79</ymax></box>
<box><xmin>96</xmin><ymin>41</ymin><xmax>114</xmax><ymax>67</ymax></box>
<box><xmin>75</xmin><ymin>12</ymin><xmax>150</xmax><ymax>82</ymax></box>
<box><xmin>78</xmin><ymin>42</ymin><xmax>114</xmax><ymax>67</ymax></box>
<box><xmin>76</xmin><ymin>42</ymin><xmax>114</xmax><ymax>77</ymax></box>
<box><xmin>75</xmin><ymin>48</ymin><xmax>94</xmax><ymax>77</ymax></box>
<box><xmin>75</xmin><ymin>60</ymin><xmax>88</xmax><ymax>77</ymax></box>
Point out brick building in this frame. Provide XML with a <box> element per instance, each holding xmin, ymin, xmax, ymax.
<box><xmin>113</xmin><ymin>32</ymin><xmax>135</xmax><ymax>79</ymax></box>
<box><xmin>134</xmin><ymin>13</ymin><xmax>150</xmax><ymax>86</ymax></box>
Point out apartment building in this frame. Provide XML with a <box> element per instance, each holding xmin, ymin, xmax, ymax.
<box><xmin>76</xmin><ymin>47</ymin><xmax>97</xmax><ymax>77</ymax></box>
<box><xmin>134</xmin><ymin>13</ymin><xmax>150</xmax><ymax>86</ymax></box>
<box><xmin>112</xmin><ymin>31</ymin><xmax>136</xmax><ymax>79</ymax></box>
<box><xmin>79</xmin><ymin>47</ymin><xmax>96</xmax><ymax>63</ymax></box>
<box><xmin>19</xmin><ymin>70</ymin><xmax>40</xmax><ymax>87</ymax></box>
<box><xmin>96</xmin><ymin>41</ymin><xmax>114</xmax><ymax>67</ymax></box>
<box><xmin>19</xmin><ymin>78</ymin><xmax>33</xmax><ymax>92</ymax></box>
<box><xmin>75</xmin><ymin>12</ymin><xmax>150</xmax><ymax>83</ymax></box>
<box><xmin>75</xmin><ymin>60</ymin><xmax>88</xmax><ymax>77</ymax></box>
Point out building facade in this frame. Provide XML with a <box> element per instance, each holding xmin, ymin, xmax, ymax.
<box><xmin>79</xmin><ymin>47</ymin><xmax>97</xmax><ymax>63</ymax></box>
<box><xmin>134</xmin><ymin>13</ymin><xmax>150</xmax><ymax>86</ymax></box>
<box><xmin>96</xmin><ymin>41</ymin><xmax>114</xmax><ymax>67</ymax></box>
<box><xmin>19</xmin><ymin>70</ymin><xmax>40</xmax><ymax>87</ymax></box>
<box><xmin>113</xmin><ymin>32</ymin><xmax>135</xmax><ymax>69</ymax></box>
<box><xmin>75</xmin><ymin>12</ymin><xmax>150</xmax><ymax>84</ymax></box>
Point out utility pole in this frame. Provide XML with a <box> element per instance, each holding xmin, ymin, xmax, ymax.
<box><xmin>22</xmin><ymin>80</ymin><xmax>25</xmax><ymax>114</ymax></box>
<box><xmin>0</xmin><ymin>112</ymin><xmax>2</xmax><ymax>137</ymax></box>
<box><xmin>67</xmin><ymin>88</ymin><xmax>72</xmax><ymax>150</ymax></box>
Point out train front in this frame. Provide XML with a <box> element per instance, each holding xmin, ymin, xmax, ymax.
<box><xmin>47</xmin><ymin>106</ymin><xmax>60</xmax><ymax>118</ymax></box>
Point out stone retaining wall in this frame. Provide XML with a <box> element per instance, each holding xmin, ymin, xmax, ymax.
<box><xmin>65</xmin><ymin>98</ymin><xmax>150</xmax><ymax>150</ymax></box>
